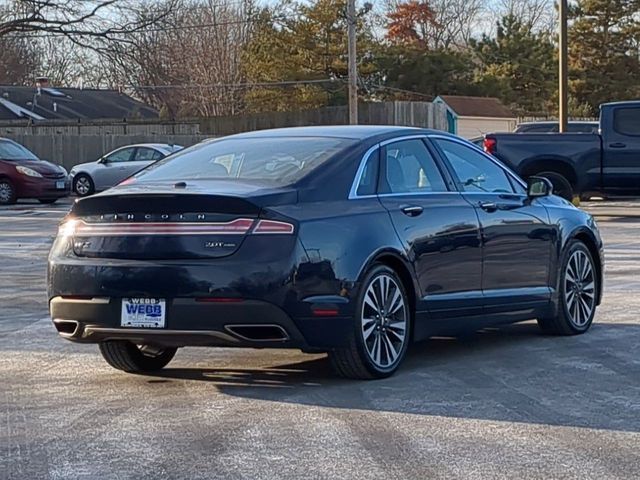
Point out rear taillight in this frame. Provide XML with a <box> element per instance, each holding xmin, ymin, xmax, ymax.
<box><xmin>57</xmin><ymin>217</ymin><xmax>295</xmax><ymax>237</ymax></box>
<box><xmin>483</xmin><ymin>137</ymin><xmax>497</xmax><ymax>155</ymax></box>
<box><xmin>252</xmin><ymin>220</ymin><xmax>295</xmax><ymax>234</ymax></box>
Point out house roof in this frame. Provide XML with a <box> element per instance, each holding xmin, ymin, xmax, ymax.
<box><xmin>0</xmin><ymin>86</ymin><xmax>158</xmax><ymax>121</ymax></box>
<box><xmin>437</xmin><ymin>95</ymin><xmax>515</xmax><ymax>119</ymax></box>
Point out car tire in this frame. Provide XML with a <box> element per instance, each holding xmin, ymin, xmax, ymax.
<box><xmin>38</xmin><ymin>198</ymin><xmax>58</xmax><ymax>204</ymax></box>
<box><xmin>73</xmin><ymin>174</ymin><xmax>95</xmax><ymax>197</ymax></box>
<box><xmin>0</xmin><ymin>178</ymin><xmax>17</xmax><ymax>205</ymax></box>
<box><xmin>329</xmin><ymin>264</ymin><xmax>411</xmax><ymax>379</ymax></box>
<box><xmin>99</xmin><ymin>341</ymin><xmax>177</xmax><ymax>373</ymax></box>
<box><xmin>537</xmin><ymin>171</ymin><xmax>573</xmax><ymax>201</ymax></box>
<box><xmin>537</xmin><ymin>240</ymin><xmax>598</xmax><ymax>335</ymax></box>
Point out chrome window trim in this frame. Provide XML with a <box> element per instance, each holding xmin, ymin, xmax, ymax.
<box><xmin>348</xmin><ymin>144</ymin><xmax>380</xmax><ymax>199</ymax></box>
<box><xmin>427</xmin><ymin>134</ymin><xmax>528</xmax><ymax>190</ymax></box>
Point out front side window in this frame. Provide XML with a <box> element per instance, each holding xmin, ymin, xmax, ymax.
<box><xmin>380</xmin><ymin>139</ymin><xmax>448</xmax><ymax>194</ymax></box>
<box><xmin>135</xmin><ymin>137</ymin><xmax>354</xmax><ymax>187</ymax></box>
<box><xmin>434</xmin><ymin>139</ymin><xmax>514</xmax><ymax>194</ymax></box>
<box><xmin>106</xmin><ymin>148</ymin><xmax>135</xmax><ymax>163</ymax></box>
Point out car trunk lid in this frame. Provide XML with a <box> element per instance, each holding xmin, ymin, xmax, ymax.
<box><xmin>69</xmin><ymin>181</ymin><xmax>297</xmax><ymax>259</ymax></box>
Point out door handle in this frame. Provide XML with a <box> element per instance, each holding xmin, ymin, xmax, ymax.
<box><xmin>478</xmin><ymin>201</ymin><xmax>498</xmax><ymax>212</ymax></box>
<box><xmin>609</xmin><ymin>142</ymin><xmax>626</xmax><ymax>149</ymax></box>
<box><xmin>401</xmin><ymin>205</ymin><xmax>423</xmax><ymax>217</ymax></box>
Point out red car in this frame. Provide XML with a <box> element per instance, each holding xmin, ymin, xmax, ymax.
<box><xmin>0</xmin><ymin>138</ymin><xmax>70</xmax><ymax>205</ymax></box>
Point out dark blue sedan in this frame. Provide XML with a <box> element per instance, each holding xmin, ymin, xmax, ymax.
<box><xmin>48</xmin><ymin>126</ymin><xmax>604</xmax><ymax>379</ymax></box>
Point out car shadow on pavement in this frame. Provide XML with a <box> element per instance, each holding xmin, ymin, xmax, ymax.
<box><xmin>150</xmin><ymin>321</ymin><xmax>640</xmax><ymax>433</ymax></box>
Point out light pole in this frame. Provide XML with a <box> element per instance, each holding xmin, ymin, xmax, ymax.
<box><xmin>347</xmin><ymin>0</ymin><xmax>358</xmax><ymax>125</ymax></box>
<box><xmin>559</xmin><ymin>0</ymin><xmax>568</xmax><ymax>132</ymax></box>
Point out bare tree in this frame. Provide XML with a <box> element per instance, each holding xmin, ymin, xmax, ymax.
<box><xmin>490</xmin><ymin>0</ymin><xmax>556</xmax><ymax>33</ymax></box>
<box><xmin>0</xmin><ymin>0</ymin><xmax>177</xmax><ymax>40</ymax></box>
<box><xmin>0</xmin><ymin>34</ymin><xmax>38</xmax><ymax>83</ymax></box>
<box><xmin>103</xmin><ymin>0</ymin><xmax>258</xmax><ymax>117</ymax></box>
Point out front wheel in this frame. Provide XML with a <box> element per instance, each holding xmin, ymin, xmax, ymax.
<box><xmin>99</xmin><ymin>341</ymin><xmax>177</xmax><ymax>373</ymax></box>
<box><xmin>329</xmin><ymin>265</ymin><xmax>411</xmax><ymax>379</ymax></box>
<box><xmin>0</xmin><ymin>178</ymin><xmax>16</xmax><ymax>205</ymax></box>
<box><xmin>538</xmin><ymin>240</ymin><xmax>598</xmax><ymax>335</ymax></box>
<box><xmin>73</xmin><ymin>174</ymin><xmax>94</xmax><ymax>197</ymax></box>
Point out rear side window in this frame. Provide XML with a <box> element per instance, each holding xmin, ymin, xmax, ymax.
<box><xmin>355</xmin><ymin>148</ymin><xmax>379</xmax><ymax>196</ymax></box>
<box><xmin>613</xmin><ymin>108</ymin><xmax>640</xmax><ymax>136</ymax></box>
<box><xmin>136</xmin><ymin>137</ymin><xmax>354</xmax><ymax>186</ymax></box>
<box><xmin>380</xmin><ymin>139</ymin><xmax>448</xmax><ymax>194</ymax></box>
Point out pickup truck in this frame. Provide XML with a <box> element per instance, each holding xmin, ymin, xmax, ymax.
<box><xmin>483</xmin><ymin>101</ymin><xmax>640</xmax><ymax>200</ymax></box>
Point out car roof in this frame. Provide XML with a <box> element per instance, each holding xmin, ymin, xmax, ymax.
<box><xmin>118</xmin><ymin>143</ymin><xmax>176</xmax><ymax>150</ymax></box>
<box><xmin>518</xmin><ymin>121</ymin><xmax>598</xmax><ymax>126</ymax></box>
<box><xmin>601</xmin><ymin>100</ymin><xmax>640</xmax><ymax>108</ymax></box>
<box><xmin>222</xmin><ymin>125</ymin><xmax>442</xmax><ymax>141</ymax></box>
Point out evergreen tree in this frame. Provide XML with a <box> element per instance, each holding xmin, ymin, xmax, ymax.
<box><xmin>569</xmin><ymin>0</ymin><xmax>640</xmax><ymax>114</ymax></box>
<box><xmin>472</xmin><ymin>15</ymin><xmax>556</xmax><ymax>115</ymax></box>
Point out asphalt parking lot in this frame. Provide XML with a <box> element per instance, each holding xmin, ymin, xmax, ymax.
<box><xmin>1</xmin><ymin>198</ymin><xmax>639</xmax><ymax>479</ymax></box>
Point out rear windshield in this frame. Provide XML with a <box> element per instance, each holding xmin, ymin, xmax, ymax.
<box><xmin>0</xmin><ymin>140</ymin><xmax>38</xmax><ymax>161</ymax></box>
<box><xmin>135</xmin><ymin>137</ymin><xmax>353</xmax><ymax>186</ymax></box>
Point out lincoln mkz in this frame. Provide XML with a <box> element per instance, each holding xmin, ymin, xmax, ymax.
<box><xmin>48</xmin><ymin>127</ymin><xmax>604</xmax><ymax>379</ymax></box>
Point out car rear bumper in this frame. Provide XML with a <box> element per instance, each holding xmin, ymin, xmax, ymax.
<box><xmin>49</xmin><ymin>295</ymin><xmax>352</xmax><ymax>351</ymax></box>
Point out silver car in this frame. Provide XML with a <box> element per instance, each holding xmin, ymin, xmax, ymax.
<box><xmin>69</xmin><ymin>143</ymin><xmax>183</xmax><ymax>196</ymax></box>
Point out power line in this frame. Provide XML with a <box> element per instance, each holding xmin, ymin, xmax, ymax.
<box><xmin>126</xmin><ymin>78</ymin><xmax>345</xmax><ymax>91</ymax></box>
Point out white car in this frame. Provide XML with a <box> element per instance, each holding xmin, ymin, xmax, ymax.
<box><xmin>69</xmin><ymin>143</ymin><xmax>183</xmax><ymax>196</ymax></box>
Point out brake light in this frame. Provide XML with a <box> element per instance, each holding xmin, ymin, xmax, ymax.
<box><xmin>252</xmin><ymin>219</ymin><xmax>295</xmax><ymax>234</ymax></box>
<box><xmin>483</xmin><ymin>137</ymin><xmax>497</xmax><ymax>155</ymax></box>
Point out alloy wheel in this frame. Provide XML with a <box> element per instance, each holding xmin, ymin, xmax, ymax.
<box><xmin>75</xmin><ymin>176</ymin><xmax>91</xmax><ymax>196</ymax></box>
<box><xmin>361</xmin><ymin>274</ymin><xmax>408</xmax><ymax>368</ymax></box>
<box><xmin>564</xmin><ymin>250</ymin><xmax>596</xmax><ymax>327</ymax></box>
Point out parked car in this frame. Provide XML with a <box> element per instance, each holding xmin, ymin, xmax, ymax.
<box><xmin>69</xmin><ymin>143</ymin><xmax>183</xmax><ymax>197</ymax></box>
<box><xmin>48</xmin><ymin>126</ymin><xmax>603</xmax><ymax>379</ymax></box>
<box><xmin>515</xmin><ymin>121</ymin><xmax>599</xmax><ymax>134</ymax></box>
<box><xmin>484</xmin><ymin>101</ymin><xmax>640</xmax><ymax>200</ymax></box>
<box><xmin>0</xmin><ymin>138</ymin><xmax>69</xmax><ymax>205</ymax></box>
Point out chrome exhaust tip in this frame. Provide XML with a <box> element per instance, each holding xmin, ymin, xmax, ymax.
<box><xmin>224</xmin><ymin>324</ymin><xmax>289</xmax><ymax>342</ymax></box>
<box><xmin>53</xmin><ymin>319</ymin><xmax>80</xmax><ymax>337</ymax></box>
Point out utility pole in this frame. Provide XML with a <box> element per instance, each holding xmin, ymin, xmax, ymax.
<box><xmin>559</xmin><ymin>0</ymin><xmax>568</xmax><ymax>133</ymax></box>
<box><xmin>347</xmin><ymin>0</ymin><xmax>358</xmax><ymax>125</ymax></box>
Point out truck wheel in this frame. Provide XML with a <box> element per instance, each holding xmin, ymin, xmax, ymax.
<box><xmin>537</xmin><ymin>171</ymin><xmax>573</xmax><ymax>201</ymax></box>
<box><xmin>99</xmin><ymin>341</ymin><xmax>177</xmax><ymax>373</ymax></box>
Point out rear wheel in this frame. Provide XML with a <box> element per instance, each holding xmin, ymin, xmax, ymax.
<box><xmin>0</xmin><ymin>178</ymin><xmax>16</xmax><ymax>205</ymax></box>
<box><xmin>329</xmin><ymin>265</ymin><xmax>411</xmax><ymax>379</ymax></box>
<box><xmin>538</xmin><ymin>240</ymin><xmax>598</xmax><ymax>335</ymax></box>
<box><xmin>99</xmin><ymin>341</ymin><xmax>177</xmax><ymax>373</ymax></box>
<box><xmin>73</xmin><ymin>174</ymin><xmax>94</xmax><ymax>197</ymax></box>
<box><xmin>537</xmin><ymin>171</ymin><xmax>573</xmax><ymax>201</ymax></box>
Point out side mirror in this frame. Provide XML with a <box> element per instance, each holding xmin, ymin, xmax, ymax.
<box><xmin>527</xmin><ymin>176</ymin><xmax>553</xmax><ymax>198</ymax></box>
<box><xmin>98</xmin><ymin>157</ymin><xmax>107</xmax><ymax>164</ymax></box>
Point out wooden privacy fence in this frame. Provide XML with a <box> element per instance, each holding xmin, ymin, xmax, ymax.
<box><xmin>0</xmin><ymin>101</ymin><xmax>447</xmax><ymax>168</ymax></box>
<box><xmin>200</xmin><ymin>101</ymin><xmax>448</xmax><ymax>135</ymax></box>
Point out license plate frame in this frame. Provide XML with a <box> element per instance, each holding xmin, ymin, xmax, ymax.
<box><xmin>121</xmin><ymin>298</ymin><xmax>166</xmax><ymax>328</ymax></box>
<box><xmin>56</xmin><ymin>181</ymin><xmax>66</xmax><ymax>190</ymax></box>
